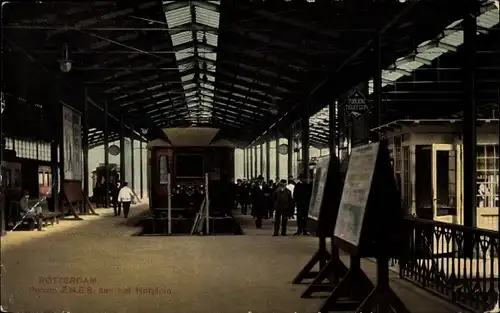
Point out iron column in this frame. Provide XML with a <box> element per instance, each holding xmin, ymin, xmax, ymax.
<box><xmin>82</xmin><ymin>88</ymin><xmax>89</xmax><ymax>200</ymax></box>
<box><xmin>104</xmin><ymin>100</ymin><xmax>110</xmax><ymax>208</ymax></box>
<box><xmin>462</xmin><ymin>1</ymin><xmax>478</xmax><ymax>229</ymax></box>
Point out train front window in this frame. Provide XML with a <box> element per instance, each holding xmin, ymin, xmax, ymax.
<box><xmin>176</xmin><ymin>154</ymin><xmax>204</xmax><ymax>178</ymax></box>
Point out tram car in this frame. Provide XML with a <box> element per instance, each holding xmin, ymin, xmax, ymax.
<box><xmin>90</xmin><ymin>163</ymin><xmax>119</xmax><ymax>204</ymax></box>
<box><xmin>147</xmin><ymin>127</ymin><xmax>235</xmax><ymax>211</ymax></box>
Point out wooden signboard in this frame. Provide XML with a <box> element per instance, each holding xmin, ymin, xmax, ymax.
<box><xmin>308</xmin><ymin>156</ymin><xmax>330</xmax><ymax>221</ymax></box>
<box><xmin>62</xmin><ymin>180</ymin><xmax>97</xmax><ymax>219</ymax></box>
<box><xmin>307</xmin><ymin>154</ymin><xmax>343</xmax><ymax>237</ymax></box>
<box><xmin>334</xmin><ymin>141</ymin><xmax>403</xmax><ymax>256</ymax></box>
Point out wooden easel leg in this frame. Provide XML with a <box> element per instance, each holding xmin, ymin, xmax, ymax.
<box><xmin>354</xmin><ymin>256</ymin><xmax>410</xmax><ymax>313</ymax></box>
<box><xmin>64</xmin><ymin>194</ymin><xmax>82</xmax><ymax>220</ymax></box>
<box><xmin>319</xmin><ymin>256</ymin><xmax>373</xmax><ymax>313</ymax></box>
<box><xmin>292</xmin><ymin>236</ymin><xmax>331</xmax><ymax>284</ymax></box>
<box><xmin>84</xmin><ymin>195</ymin><xmax>98</xmax><ymax>215</ymax></box>
<box><xmin>301</xmin><ymin>252</ymin><xmax>348</xmax><ymax>298</ymax></box>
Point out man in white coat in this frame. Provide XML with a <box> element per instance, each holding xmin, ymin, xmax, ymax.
<box><xmin>118</xmin><ymin>182</ymin><xmax>137</xmax><ymax>218</ymax></box>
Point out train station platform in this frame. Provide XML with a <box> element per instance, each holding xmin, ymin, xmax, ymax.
<box><xmin>1</xmin><ymin>204</ymin><xmax>464</xmax><ymax>313</ymax></box>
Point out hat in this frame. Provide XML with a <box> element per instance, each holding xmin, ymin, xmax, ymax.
<box><xmin>257</xmin><ymin>175</ymin><xmax>264</xmax><ymax>180</ymax></box>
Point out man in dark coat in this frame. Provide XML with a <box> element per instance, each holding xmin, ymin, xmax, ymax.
<box><xmin>293</xmin><ymin>174</ymin><xmax>312</xmax><ymax>235</ymax></box>
<box><xmin>273</xmin><ymin>179</ymin><xmax>294</xmax><ymax>236</ymax></box>
<box><xmin>217</xmin><ymin>174</ymin><xmax>235</xmax><ymax>216</ymax></box>
<box><xmin>251</xmin><ymin>175</ymin><xmax>266</xmax><ymax>228</ymax></box>
<box><xmin>234</xmin><ymin>179</ymin><xmax>247</xmax><ymax>214</ymax></box>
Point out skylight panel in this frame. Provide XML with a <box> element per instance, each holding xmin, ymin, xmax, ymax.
<box><xmin>382</xmin><ymin>71</ymin><xmax>404</xmax><ymax>81</ymax></box>
<box><xmin>146</xmin><ymin>85</ymin><xmax>163</xmax><ymax>91</ymax></box>
<box><xmin>440</xmin><ymin>31</ymin><xmax>464</xmax><ymax>47</ymax></box>
<box><xmin>397</xmin><ymin>61</ymin><xmax>424</xmax><ymax>71</ymax></box>
<box><xmin>417</xmin><ymin>47</ymin><xmax>446</xmax><ymax>61</ymax></box>
<box><xmin>233</xmin><ymin>84</ymin><xmax>249</xmax><ymax>91</ymax></box>
<box><xmin>195</xmin><ymin>7</ymin><xmax>220</xmax><ymax>28</ymax></box>
<box><xmin>206</xmin><ymin>74</ymin><xmax>216</xmax><ymax>82</ymax></box>
<box><xmin>197</xmin><ymin>31</ymin><xmax>218</xmax><ymax>46</ymax></box>
<box><xmin>152</xmin><ymin>92</ymin><xmax>168</xmax><ymax>99</ymax></box>
<box><xmin>171</xmin><ymin>31</ymin><xmax>193</xmax><ymax>46</ymax></box>
<box><xmin>165</xmin><ymin>6</ymin><xmax>191</xmax><ymax>28</ymax></box>
<box><xmin>178</xmin><ymin>63</ymin><xmax>194</xmax><ymax>72</ymax></box>
<box><xmin>181</xmin><ymin>73</ymin><xmax>195</xmax><ymax>82</ymax></box>
<box><xmin>183</xmin><ymin>83</ymin><xmax>196</xmax><ymax>90</ymax></box>
<box><xmin>175</xmin><ymin>47</ymin><xmax>195</xmax><ymax>61</ymax></box>
<box><xmin>201</xmin><ymin>82</ymin><xmax>214</xmax><ymax>90</ymax></box>
<box><xmin>185</xmin><ymin>91</ymin><xmax>196</xmax><ymax>98</ymax></box>
<box><xmin>477</xmin><ymin>10</ymin><xmax>499</xmax><ymax>28</ymax></box>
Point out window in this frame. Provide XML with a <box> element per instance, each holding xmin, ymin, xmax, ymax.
<box><xmin>5</xmin><ymin>137</ymin><xmax>13</xmax><ymax>150</ymax></box>
<box><xmin>477</xmin><ymin>145</ymin><xmax>499</xmax><ymax>208</ymax></box>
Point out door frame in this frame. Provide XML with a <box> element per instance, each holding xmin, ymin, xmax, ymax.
<box><xmin>431</xmin><ymin>144</ymin><xmax>462</xmax><ymax>224</ymax></box>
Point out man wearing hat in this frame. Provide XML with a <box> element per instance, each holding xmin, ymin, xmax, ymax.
<box><xmin>293</xmin><ymin>173</ymin><xmax>312</xmax><ymax>235</ymax></box>
<box><xmin>251</xmin><ymin>175</ymin><xmax>267</xmax><ymax>228</ymax></box>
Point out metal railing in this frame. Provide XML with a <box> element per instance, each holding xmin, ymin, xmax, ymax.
<box><xmin>395</xmin><ymin>217</ymin><xmax>499</xmax><ymax>312</ymax></box>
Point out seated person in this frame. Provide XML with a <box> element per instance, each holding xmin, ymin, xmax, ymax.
<box><xmin>19</xmin><ymin>191</ymin><xmax>42</xmax><ymax>229</ymax></box>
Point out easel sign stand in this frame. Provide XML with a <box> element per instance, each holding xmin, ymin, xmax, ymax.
<box><xmin>293</xmin><ymin>155</ymin><xmax>348</xmax><ymax>288</ymax></box>
<box><xmin>61</xmin><ymin>180</ymin><xmax>97</xmax><ymax>220</ymax></box>
<box><xmin>320</xmin><ymin>141</ymin><xmax>410</xmax><ymax>313</ymax></box>
<box><xmin>167</xmin><ymin>173</ymin><xmax>172</xmax><ymax>235</ymax></box>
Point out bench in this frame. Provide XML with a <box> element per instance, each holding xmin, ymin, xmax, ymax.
<box><xmin>9</xmin><ymin>199</ymin><xmax>62</xmax><ymax>231</ymax></box>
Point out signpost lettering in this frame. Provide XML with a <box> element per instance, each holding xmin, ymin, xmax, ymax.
<box><xmin>345</xmin><ymin>89</ymin><xmax>369</xmax><ymax>119</ymax></box>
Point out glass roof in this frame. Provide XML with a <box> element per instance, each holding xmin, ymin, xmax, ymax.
<box><xmin>368</xmin><ymin>1</ymin><xmax>499</xmax><ymax>93</ymax></box>
<box><xmin>163</xmin><ymin>1</ymin><xmax>221</xmax><ymax>121</ymax></box>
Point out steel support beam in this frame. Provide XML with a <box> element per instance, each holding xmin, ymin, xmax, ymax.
<box><xmin>104</xmin><ymin>100</ymin><xmax>110</xmax><ymax>208</ymax></box>
<box><xmin>275</xmin><ymin>125</ymin><xmax>280</xmax><ymax>181</ymax></box>
<box><xmin>328</xmin><ymin>101</ymin><xmax>337</xmax><ymax>156</ymax></box>
<box><xmin>140</xmin><ymin>140</ymin><xmax>144</xmax><ymax>199</ymax></box>
<box><xmin>301</xmin><ymin>117</ymin><xmax>310</xmax><ymax>180</ymax></box>
<box><xmin>266</xmin><ymin>137</ymin><xmax>271</xmax><ymax>182</ymax></box>
<box><xmin>260</xmin><ymin>142</ymin><xmax>264</xmax><ymax>178</ymax></box>
<box><xmin>83</xmin><ymin>88</ymin><xmax>90</xmax><ymax>201</ymax></box>
<box><xmin>120</xmin><ymin>115</ymin><xmax>126</xmax><ymax>183</ymax></box>
<box><xmin>248</xmin><ymin>1</ymin><xmax>420</xmax><ymax>146</ymax></box>
<box><xmin>373</xmin><ymin>33</ymin><xmax>383</xmax><ymax>139</ymax></box>
<box><xmin>131</xmin><ymin>137</ymin><xmax>135</xmax><ymax>190</ymax></box>
<box><xmin>462</xmin><ymin>1</ymin><xmax>478</xmax><ymax>231</ymax></box>
<box><xmin>287</xmin><ymin>132</ymin><xmax>293</xmax><ymax>179</ymax></box>
<box><xmin>254</xmin><ymin>146</ymin><xmax>258</xmax><ymax>178</ymax></box>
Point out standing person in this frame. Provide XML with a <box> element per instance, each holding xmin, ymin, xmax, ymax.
<box><xmin>251</xmin><ymin>175</ymin><xmax>266</xmax><ymax>228</ymax></box>
<box><xmin>293</xmin><ymin>174</ymin><xmax>312</xmax><ymax>235</ymax></box>
<box><xmin>118</xmin><ymin>182</ymin><xmax>136</xmax><ymax>218</ymax></box>
<box><xmin>112</xmin><ymin>180</ymin><xmax>121</xmax><ymax>216</ymax></box>
<box><xmin>273</xmin><ymin>179</ymin><xmax>294</xmax><ymax>236</ymax></box>
<box><xmin>234</xmin><ymin>179</ymin><xmax>246</xmax><ymax>213</ymax></box>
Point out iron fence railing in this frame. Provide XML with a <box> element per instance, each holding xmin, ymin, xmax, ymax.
<box><xmin>395</xmin><ymin>217</ymin><xmax>499</xmax><ymax>312</ymax></box>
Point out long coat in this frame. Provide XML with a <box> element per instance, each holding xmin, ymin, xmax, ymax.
<box><xmin>251</xmin><ymin>184</ymin><xmax>267</xmax><ymax>217</ymax></box>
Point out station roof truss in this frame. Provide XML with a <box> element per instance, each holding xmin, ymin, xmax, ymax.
<box><xmin>307</xmin><ymin>0</ymin><xmax>499</xmax><ymax>147</ymax></box>
<box><xmin>2</xmin><ymin>0</ymin><xmax>490</xmax><ymax>147</ymax></box>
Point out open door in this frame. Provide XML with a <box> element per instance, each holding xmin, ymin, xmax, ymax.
<box><xmin>431</xmin><ymin>144</ymin><xmax>461</xmax><ymax>224</ymax></box>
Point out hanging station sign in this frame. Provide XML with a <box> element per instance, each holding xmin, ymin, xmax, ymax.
<box><xmin>345</xmin><ymin>89</ymin><xmax>369</xmax><ymax>119</ymax></box>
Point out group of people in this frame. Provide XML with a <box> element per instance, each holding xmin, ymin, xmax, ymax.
<box><xmin>234</xmin><ymin>175</ymin><xmax>312</xmax><ymax>236</ymax></box>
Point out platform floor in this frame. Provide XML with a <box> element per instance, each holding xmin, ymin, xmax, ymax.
<box><xmin>0</xmin><ymin>205</ymin><xmax>463</xmax><ymax>313</ymax></box>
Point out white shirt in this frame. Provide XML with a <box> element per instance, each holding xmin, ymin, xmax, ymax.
<box><xmin>118</xmin><ymin>186</ymin><xmax>135</xmax><ymax>202</ymax></box>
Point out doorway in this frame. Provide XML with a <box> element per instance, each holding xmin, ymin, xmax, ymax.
<box><xmin>431</xmin><ymin>144</ymin><xmax>460</xmax><ymax>224</ymax></box>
